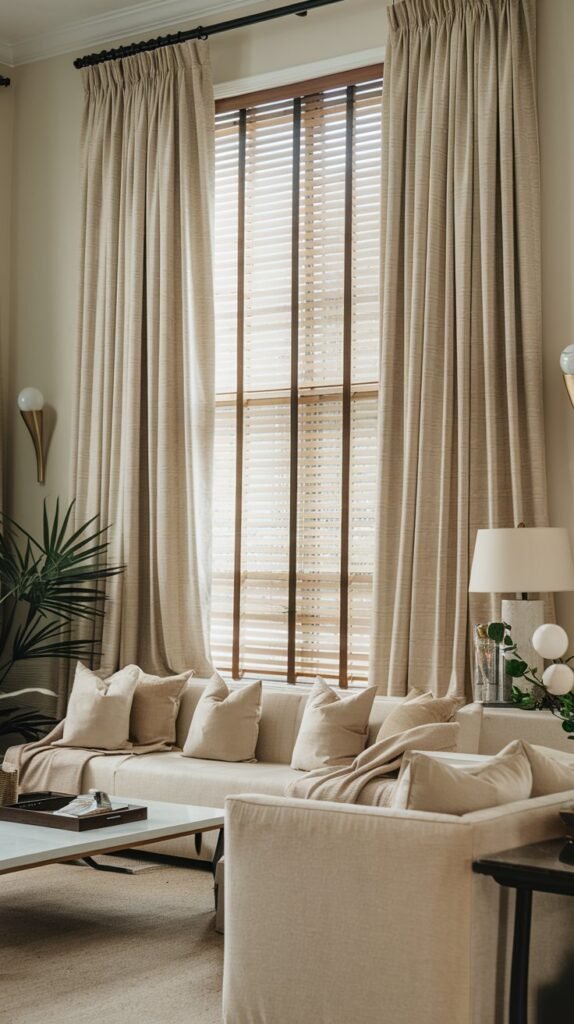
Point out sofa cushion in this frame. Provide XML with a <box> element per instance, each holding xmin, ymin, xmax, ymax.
<box><xmin>56</xmin><ymin>662</ymin><xmax>139</xmax><ymax>749</ymax></box>
<box><xmin>392</xmin><ymin>746</ymin><xmax>533</xmax><ymax>814</ymax></box>
<box><xmin>377</xmin><ymin>692</ymin><xmax>459</xmax><ymax>742</ymax></box>
<box><xmin>130</xmin><ymin>669</ymin><xmax>191</xmax><ymax>746</ymax></box>
<box><xmin>183</xmin><ymin>675</ymin><xmax>262</xmax><ymax>762</ymax></box>
<box><xmin>81</xmin><ymin>754</ymin><xmax>135</xmax><ymax>792</ymax></box>
<box><xmin>92</xmin><ymin>750</ymin><xmax>300</xmax><ymax>809</ymax></box>
<box><xmin>290</xmin><ymin>678</ymin><xmax>377</xmax><ymax>771</ymax></box>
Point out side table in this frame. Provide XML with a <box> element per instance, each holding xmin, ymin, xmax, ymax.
<box><xmin>473</xmin><ymin>836</ymin><xmax>574</xmax><ymax>1024</ymax></box>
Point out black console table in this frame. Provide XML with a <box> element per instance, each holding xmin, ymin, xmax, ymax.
<box><xmin>473</xmin><ymin>837</ymin><xmax>574</xmax><ymax>1024</ymax></box>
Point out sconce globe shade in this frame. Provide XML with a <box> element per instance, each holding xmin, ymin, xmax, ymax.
<box><xmin>532</xmin><ymin>623</ymin><xmax>569</xmax><ymax>660</ymax></box>
<box><xmin>560</xmin><ymin>345</ymin><xmax>574</xmax><ymax>375</ymax></box>
<box><xmin>17</xmin><ymin>387</ymin><xmax>44</xmax><ymax>412</ymax></box>
<box><xmin>542</xmin><ymin>662</ymin><xmax>574</xmax><ymax>696</ymax></box>
<box><xmin>17</xmin><ymin>387</ymin><xmax>43</xmax><ymax>411</ymax></box>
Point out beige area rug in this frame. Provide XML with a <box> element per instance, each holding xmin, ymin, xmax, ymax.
<box><xmin>0</xmin><ymin>860</ymin><xmax>223</xmax><ymax>1024</ymax></box>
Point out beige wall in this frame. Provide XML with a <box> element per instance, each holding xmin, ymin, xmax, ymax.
<box><xmin>4</xmin><ymin>0</ymin><xmax>574</xmax><ymax>639</ymax></box>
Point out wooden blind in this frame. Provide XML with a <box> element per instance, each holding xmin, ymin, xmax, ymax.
<box><xmin>212</xmin><ymin>69</ymin><xmax>383</xmax><ymax>685</ymax></box>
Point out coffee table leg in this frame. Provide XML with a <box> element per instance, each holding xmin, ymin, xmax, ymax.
<box><xmin>212</xmin><ymin>828</ymin><xmax>224</xmax><ymax>873</ymax></box>
<box><xmin>212</xmin><ymin>829</ymin><xmax>224</xmax><ymax>913</ymax></box>
<box><xmin>510</xmin><ymin>886</ymin><xmax>532</xmax><ymax>1024</ymax></box>
<box><xmin>80</xmin><ymin>855</ymin><xmax>138</xmax><ymax>875</ymax></box>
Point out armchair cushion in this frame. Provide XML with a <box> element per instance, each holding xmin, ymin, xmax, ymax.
<box><xmin>393</xmin><ymin>745</ymin><xmax>532</xmax><ymax>814</ymax></box>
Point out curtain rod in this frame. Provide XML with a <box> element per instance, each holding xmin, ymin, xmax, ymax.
<box><xmin>74</xmin><ymin>0</ymin><xmax>345</xmax><ymax>70</ymax></box>
<box><xmin>0</xmin><ymin>76</ymin><xmax>10</xmax><ymax>87</ymax></box>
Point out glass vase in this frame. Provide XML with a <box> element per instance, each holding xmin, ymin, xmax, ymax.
<box><xmin>473</xmin><ymin>625</ymin><xmax>512</xmax><ymax>704</ymax></box>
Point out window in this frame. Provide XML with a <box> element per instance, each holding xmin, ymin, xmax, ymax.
<box><xmin>212</xmin><ymin>66</ymin><xmax>383</xmax><ymax>686</ymax></box>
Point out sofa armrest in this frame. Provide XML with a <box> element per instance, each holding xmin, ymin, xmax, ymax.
<box><xmin>223</xmin><ymin>793</ymin><xmax>573</xmax><ymax>1024</ymax></box>
<box><xmin>224</xmin><ymin>795</ymin><xmax>475</xmax><ymax>1024</ymax></box>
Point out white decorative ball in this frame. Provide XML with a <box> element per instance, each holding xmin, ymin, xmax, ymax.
<box><xmin>542</xmin><ymin>663</ymin><xmax>574</xmax><ymax>696</ymax></box>
<box><xmin>17</xmin><ymin>387</ymin><xmax>44</xmax><ymax>412</ymax></box>
<box><xmin>532</xmin><ymin>624</ymin><xmax>569</xmax><ymax>660</ymax></box>
<box><xmin>560</xmin><ymin>344</ymin><xmax>574</xmax><ymax>374</ymax></box>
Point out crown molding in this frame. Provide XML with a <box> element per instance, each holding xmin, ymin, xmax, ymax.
<box><xmin>214</xmin><ymin>47</ymin><xmax>384</xmax><ymax>99</ymax></box>
<box><xmin>5</xmin><ymin>0</ymin><xmax>272</xmax><ymax>67</ymax></box>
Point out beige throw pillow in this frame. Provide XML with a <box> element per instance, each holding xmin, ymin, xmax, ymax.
<box><xmin>502</xmin><ymin>740</ymin><xmax>574</xmax><ymax>798</ymax></box>
<box><xmin>58</xmin><ymin>662</ymin><xmax>139</xmax><ymax>749</ymax></box>
<box><xmin>130</xmin><ymin>669</ymin><xmax>192</xmax><ymax>746</ymax></box>
<box><xmin>182</xmin><ymin>674</ymin><xmax>262</xmax><ymax>762</ymax></box>
<box><xmin>377</xmin><ymin>692</ymin><xmax>458</xmax><ymax>742</ymax></box>
<box><xmin>291</xmin><ymin>677</ymin><xmax>377</xmax><ymax>771</ymax></box>
<box><xmin>392</xmin><ymin>746</ymin><xmax>532</xmax><ymax>815</ymax></box>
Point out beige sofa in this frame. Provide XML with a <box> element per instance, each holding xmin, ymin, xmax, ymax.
<box><xmin>81</xmin><ymin>679</ymin><xmax>483</xmax><ymax>861</ymax></box>
<box><xmin>81</xmin><ymin>678</ymin><xmax>574</xmax><ymax>865</ymax></box>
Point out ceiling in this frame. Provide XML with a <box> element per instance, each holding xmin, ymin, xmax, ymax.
<box><xmin>0</xmin><ymin>0</ymin><xmax>262</xmax><ymax>66</ymax></box>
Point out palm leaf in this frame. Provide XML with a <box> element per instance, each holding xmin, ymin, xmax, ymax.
<box><xmin>0</xmin><ymin>499</ymin><xmax>124</xmax><ymax>687</ymax></box>
<box><xmin>0</xmin><ymin>707</ymin><xmax>59</xmax><ymax>741</ymax></box>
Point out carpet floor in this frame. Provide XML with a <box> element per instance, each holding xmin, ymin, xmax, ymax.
<box><xmin>0</xmin><ymin>858</ymin><xmax>223</xmax><ymax>1024</ymax></box>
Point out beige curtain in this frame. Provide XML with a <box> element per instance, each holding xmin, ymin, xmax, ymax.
<box><xmin>370</xmin><ymin>0</ymin><xmax>549</xmax><ymax>697</ymax></box>
<box><xmin>71</xmin><ymin>42</ymin><xmax>215</xmax><ymax>680</ymax></box>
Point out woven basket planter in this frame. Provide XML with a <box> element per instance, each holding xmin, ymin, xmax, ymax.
<box><xmin>0</xmin><ymin>762</ymin><xmax>19</xmax><ymax>806</ymax></box>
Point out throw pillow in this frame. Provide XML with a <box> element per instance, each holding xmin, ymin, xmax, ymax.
<box><xmin>392</xmin><ymin>746</ymin><xmax>532</xmax><ymax>815</ymax></box>
<box><xmin>130</xmin><ymin>668</ymin><xmax>192</xmax><ymax>746</ymax></box>
<box><xmin>290</xmin><ymin>677</ymin><xmax>377</xmax><ymax>771</ymax></box>
<box><xmin>182</xmin><ymin>674</ymin><xmax>262</xmax><ymax>762</ymax></box>
<box><xmin>57</xmin><ymin>662</ymin><xmax>140</xmax><ymax>749</ymax></box>
<box><xmin>377</xmin><ymin>692</ymin><xmax>459</xmax><ymax>742</ymax></box>
<box><xmin>502</xmin><ymin>740</ymin><xmax>574</xmax><ymax>798</ymax></box>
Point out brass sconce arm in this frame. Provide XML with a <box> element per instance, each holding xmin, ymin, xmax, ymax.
<box><xmin>18</xmin><ymin>388</ymin><xmax>45</xmax><ymax>484</ymax></box>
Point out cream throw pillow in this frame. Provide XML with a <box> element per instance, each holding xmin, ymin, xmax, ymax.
<box><xmin>182</xmin><ymin>674</ymin><xmax>262</xmax><ymax>762</ymax></box>
<box><xmin>377</xmin><ymin>692</ymin><xmax>458</xmax><ymax>742</ymax></box>
<box><xmin>392</xmin><ymin>746</ymin><xmax>533</xmax><ymax>815</ymax></box>
<box><xmin>58</xmin><ymin>662</ymin><xmax>139</xmax><ymax>749</ymax></box>
<box><xmin>291</xmin><ymin>677</ymin><xmax>377</xmax><ymax>771</ymax></box>
<box><xmin>130</xmin><ymin>669</ymin><xmax>192</xmax><ymax>746</ymax></box>
<box><xmin>502</xmin><ymin>740</ymin><xmax>574</xmax><ymax>798</ymax></box>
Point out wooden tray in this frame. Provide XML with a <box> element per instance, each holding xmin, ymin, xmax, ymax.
<box><xmin>0</xmin><ymin>792</ymin><xmax>148</xmax><ymax>831</ymax></box>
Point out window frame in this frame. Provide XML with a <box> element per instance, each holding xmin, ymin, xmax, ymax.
<box><xmin>213</xmin><ymin>64</ymin><xmax>383</xmax><ymax>687</ymax></box>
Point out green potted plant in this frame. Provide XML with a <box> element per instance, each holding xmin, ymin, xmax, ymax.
<box><xmin>0</xmin><ymin>499</ymin><xmax>124</xmax><ymax>743</ymax></box>
<box><xmin>485</xmin><ymin>621</ymin><xmax>574</xmax><ymax>738</ymax></box>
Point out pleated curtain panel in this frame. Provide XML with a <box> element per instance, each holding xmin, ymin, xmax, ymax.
<box><xmin>71</xmin><ymin>42</ymin><xmax>215</xmax><ymax>679</ymax></box>
<box><xmin>369</xmin><ymin>0</ymin><xmax>549</xmax><ymax>697</ymax></box>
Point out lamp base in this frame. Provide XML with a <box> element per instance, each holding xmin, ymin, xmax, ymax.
<box><xmin>501</xmin><ymin>599</ymin><xmax>544</xmax><ymax>678</ymax></box>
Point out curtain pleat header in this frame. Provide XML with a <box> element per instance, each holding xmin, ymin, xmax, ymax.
<box><xmin>388</xmin><ymin>0</ymin><xmax>526</xmax><ymax>32</ymax></box>
<box><xmin>82</xmin><ymin>39</ymin><xmax>210</xmax><ymax>94</ymax></box>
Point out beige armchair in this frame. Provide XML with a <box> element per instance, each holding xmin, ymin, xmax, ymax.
<box><xmin>223</xmin><ymin>791</ymin><xmax>574</xmax><ymax>1024</ymax></box>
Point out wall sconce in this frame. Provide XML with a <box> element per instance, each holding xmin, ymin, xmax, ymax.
<box><xmin>560</xmin><ymin>345</ymin><xmax>574</xmax><ymax>408</ymax></box>
<box><xmin>18</xmin><ymin>387</ymin><xmax>45</xmax><ymax>484</ymax></box>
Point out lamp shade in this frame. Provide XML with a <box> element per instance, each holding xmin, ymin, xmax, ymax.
<box><xmin>469</xmin><ymin>528</ymin><xmax>574</xmax><ymax>594</ymax></box>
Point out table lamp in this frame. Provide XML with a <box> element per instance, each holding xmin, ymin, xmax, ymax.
<box><xmin>469</xmin><ymin>527</ymin><xmax>574</xmax><ymax>675</ymax></box>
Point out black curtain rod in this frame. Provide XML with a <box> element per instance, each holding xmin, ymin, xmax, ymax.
<box><xmin>0</xmin><ymin>76</ymin><xmax>10</xmax><ymax>87</ymax></box>
<box><xmin>74</xmin><ymin>0</ymin><xmax>345</xmax><ymax>70</ymax></box>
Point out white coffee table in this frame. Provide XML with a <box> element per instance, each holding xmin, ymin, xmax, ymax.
<box><xmin>0</xmin><ymin>797</ymin><xmax>224</xmax><ymax>877</ymax></box>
